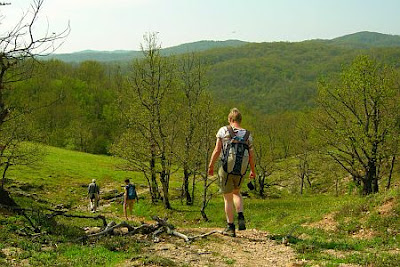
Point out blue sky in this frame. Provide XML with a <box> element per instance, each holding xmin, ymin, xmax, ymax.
<box><xmin>3</xmin><ymin>0</ymin><xmax>400</xmax><ymax>53</ymax></box>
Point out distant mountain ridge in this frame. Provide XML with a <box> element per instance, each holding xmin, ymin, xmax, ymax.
<box><xmin>45</xmin><ymin>31</ymin><xmax>400</xmax><ymax>63</ymax></box>
<box><xmin>329</xmin><ymin>31</ymin><xmax>400</xmax><ymax>48</ymax></box>
<box><xmin>45</xmin><ymin>39</ymin><xmax>247</xmax><ymax>63</ymax></box>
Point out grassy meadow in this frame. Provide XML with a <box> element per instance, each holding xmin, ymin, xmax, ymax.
<box><xmin>0</xmin><ymin>144</ymin><xmax>399</xmax><ymax>266</ymax></box>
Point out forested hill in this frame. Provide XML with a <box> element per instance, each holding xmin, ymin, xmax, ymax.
<box><xmin>201</xmin><ymin>38</ymin><xmax>400</xmax><ymax>113</ymax></box>
<box><xmin>329</xmin><ymin>31</ymin><xmax>400</xmax><ymax>48</ymax></box>
<box><xmin>45</xmin><ymin>40</ymin><xmax>247</xmax><ymax>63</ymax></box>
<box><xmin>44</xmin><ymin>32</ymin><xmax>400</xmax><ymax>114</ymax></box>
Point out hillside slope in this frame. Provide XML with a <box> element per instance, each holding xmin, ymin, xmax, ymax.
<box><xmin>330</xmin><ymin>31</ymin><xmax>400</xmax><ymax>48</ymax></box>
<box><xmin>202</xmin><ymin>40</ymin><xmax>400</xmax><ymax>113</ymax></box>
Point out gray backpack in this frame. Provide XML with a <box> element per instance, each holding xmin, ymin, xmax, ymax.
<box><xmin>221</xmin><ymin>126</ymin><xmax>250</xmax><ymax>178</ymax></box>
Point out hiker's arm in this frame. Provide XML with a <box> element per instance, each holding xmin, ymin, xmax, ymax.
<box><xmin>208</xmin><ymin>138</ymin><xmax>222</xmax><ymax>176</ymax></box>
<box><xmin>249</xmin><ymin>147</ymin><xmax>256</xmax><ymax>179</ymax></box>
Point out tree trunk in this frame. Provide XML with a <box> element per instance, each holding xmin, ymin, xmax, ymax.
<box><xmin>1</xmin><ymin>162</ymin><xmax>10</xmax><ymax>190</ymax></box>
<box><xmin>149</xmin><ymin>154</ymin><xmax>160</xmax><ymax>203</ymax></box>
<box><xmin>191</xmin><ymin>172</ymin><xmax>196</xmax><ymax>206</ymax></box>
<box><xmin>386</xmin><ymin>155</ymin><xmax>395</xmax><ymax>189</ymax></box>
<box><xmin>258</xmin><ymin>173</ymin><xmax>265</xmax><ymax>198</ymax></box>
<box><xmin>201</xmin><ymin>175</ymin><xmax>209</xmax><ymax>221</ymax></box>
<box><xmin>200</xmin><ymin>208</ymin><xmax>208</xmax><ymax>221</ymax></box>
<box><xmin>362</xmin><ymin>175</ymin><xmax>372</xmax><ymax>195</ymax></box>
<box><xmin>300</xmin><ymin>173</ymin><xmax>304</xmax><ymax>195</ymax></box>
<box><xmin>160</xmin><ymin>170</ymin><xmax>171</xmax><ymax>209</ymax></box>
<box><xmin>0</xmin><ymin>188</ymin><xmax>17</xmax><ymax>206</ymax></box>
<box><xmin>362</xmin><ymin>161</ymin><xmax>378</xmax><ymax>194</ymax></box>
<box><xmin>0</xmin><ymin>75</ymin><xmax>9</xmax><ymax>126</ymax></box>
<box><xmin>183</xmin><ymin>168</ymin><xmax>192</xmax><ymax>205</ymax></box>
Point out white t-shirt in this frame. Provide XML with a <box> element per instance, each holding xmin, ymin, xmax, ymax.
<box><xmin>216</xmin><ymin>125</ymin><xmax>253</xmax><ymax>153</ymax></box>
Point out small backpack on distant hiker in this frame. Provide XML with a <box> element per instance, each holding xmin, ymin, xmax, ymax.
<box><xmin>221</xmin><ymin>125</ymin><xmax>250</xmax><ymax>178</ymax></box>
<box><xmin>126</xmin><ymin>184</ymin><xmax>137</xmax><ymax>200</ymax></box>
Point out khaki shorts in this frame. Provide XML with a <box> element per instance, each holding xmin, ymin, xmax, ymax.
<box><xmin>218</xmin><ymin>167</ymin><xmax>244</xmax><ymax>194</ymax></box>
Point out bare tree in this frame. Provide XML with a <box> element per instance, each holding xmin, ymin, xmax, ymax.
<box><xmin>198</xmin><ymin>98</ymin><xmax>219</xmax><ymax>220</ymax></box>
<box><xmin>253</xmin><ymin>113</ymin><xmax>296</xmax><ymax>197</ymax></box>
<box><xmin>0</xmin><ymin>0</ymin><xmax>68</xmax><ymax>199</ymax></box>
<box><xmin>0</xmin><ymin>0</ymin><xmax>69</xmax><ymax>125</ymax></box>
<box><xmin>0</xmin><ymin>115</ymin><xmax>45</xmax><ymax>189</ymax></box>
<box><xmin>293</xmin><ymin>112</ymin><xmax>317</xmax><ymax>195</ymax></box>
<box><xmin>317</xmin><ymin>55</ymin><xmax>400</xmax><ymax>195</ymax></box>
<box><xmin>175</xmin><ymin>53</ymin><xmax>207</xmax><ymax>205</ymax></box>
<box><xmin>113</xmin><ymin>33</ymin><xmax>176</xmax><ymax>209</ymax></box>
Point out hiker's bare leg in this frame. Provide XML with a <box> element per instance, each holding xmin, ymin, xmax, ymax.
<box><xmin>124</xmin><ymin>200</ymin><xmax>134</xmax><ymax>220</ymax></box>
<box><xmin>93</xmin><ymin>194</ymin><xmax>98</xmax><ymax>212</ymax></box>
<box><xmin>129</xmin><ymin>200</ymin><xmax>134</xmax><ymax>217</ymax></box>
<box><xmin>123</xmin><ymin>202</ymin><xmax>128</xmax><ymax>220</ymax></box>
<box><xmin>223</xmin><ymin>193</ymin><xmax>234</xmax><ymax>223</ymax></box>
<box><xmin>232</xmin><ymin>188</ymin><xmax>243</xmax><ymax>213</ymax></box>
<box><xmin>90</xmin><ymin>199</ymin><xmax>94</xmax><ymax>211</ymax></box>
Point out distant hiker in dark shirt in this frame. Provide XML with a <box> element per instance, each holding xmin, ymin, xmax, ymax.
<box><xmin>88</xmin><ymin>179</ymin><xmax>100</xmax><ymax>213</ymax></box>
<box><xmin>124</xmin><ymin>179</ymin><xmax>138</xmax><ymax>220</ymax></box>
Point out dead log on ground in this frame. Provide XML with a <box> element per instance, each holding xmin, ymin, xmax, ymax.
<box><xmin>84</xmin><ymin>216</ymin><xmax>227</xmax><ymax>243</ymax></box>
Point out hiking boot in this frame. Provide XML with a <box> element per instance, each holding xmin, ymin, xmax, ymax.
<box><xmin>238</xmin><ymin>216</ymin><xmax>246</xmax><ymax>230</ymax></box>
<box><xmin>222</xmin><ymin>224</ymin><xmax>236</xmax><ymax>237</ymax></box>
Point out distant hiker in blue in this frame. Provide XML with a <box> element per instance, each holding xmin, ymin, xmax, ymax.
<box><xmin>208</xmin><ymin>108</ymin><xmax>256</xmax><ymax>237</ymax></box>
<box><xmin>88</xmin><ymin>179</ymin><xmax>100</xmax><ymax>213</ymax></box>
<box><xmin>124</xmin><ymin>178</ymin><xmax>138</xmax><ymax>220</ymax></box>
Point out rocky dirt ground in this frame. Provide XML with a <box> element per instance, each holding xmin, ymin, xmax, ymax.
<box><xmin>78</xmin><ymin>186</ymin><xmax>365</xmax><ymax>266</ymax></box>
<box><xmin>116</xmin><ymin>227</ymin><xmax>302</xmax><ymax>267</ymax></box>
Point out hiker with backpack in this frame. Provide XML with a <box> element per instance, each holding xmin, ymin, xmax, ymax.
<box><xmin>88</xmin><ymin>179</ymin><xmax>100</xmax><ymax>213</ymax></box>
<box><xmin>208</xmin><ymin>108</ymin><xmax>256</xmax><ymax>237</ymax></box>
<box><xmin>124</xmin><ymin>178</ymin><xmax>138</xmax><ymax>220</ymax></box>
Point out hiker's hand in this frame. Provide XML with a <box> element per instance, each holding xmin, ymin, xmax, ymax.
<box><xmin>208</xmin><ymin>165</ymin><xmax>214</xmax><ymax>176</ymax></box>
<box><xmin>249</xmin><ymin>170</ymin><xmax>256</xmax><ymax>179</ymax></box>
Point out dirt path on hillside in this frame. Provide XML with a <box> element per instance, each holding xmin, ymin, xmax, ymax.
<box><xmin>118</xmin><ymin>227</ymin><xmax>300</xmax><ymax>267</ymax></box>
<box><xmin>78</xmin><ymin>186</ymin><xmax>300</xmax><ymax>266</ymax></box>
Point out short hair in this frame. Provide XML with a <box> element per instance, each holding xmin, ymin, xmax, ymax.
<box><xmin>228</xmin><ymin>108</ymin><xmax>242</xmax><ymax>123</ymax></box>
<box><xmin>124</xmin><ymin>178</ymin><xmax>130</xmax><ymax>183</ymax></box>
<box><xmin>92</xmin><ymin>179</ymin><xmax>96</xmax><ymax>183</ymax></box>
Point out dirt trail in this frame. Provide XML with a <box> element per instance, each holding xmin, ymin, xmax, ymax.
<box><xmin>123</xmin><ymin>228</ymin><xmax>300</xmax><ymax>267</ymax></box>
<box><xmin>80</xmin><ymin>187</ymin><xmax>300</xmax><ymax>266</ymax></box>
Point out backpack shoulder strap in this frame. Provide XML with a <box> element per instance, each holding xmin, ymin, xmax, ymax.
<box><xmin>243</xmin><ymin>130</ymin><xmax>250</xmax><ymax>141</ymax></box>
<box><xmin>226</xmin><ymin>125</ymin><xmax>235</xmax><ymax>139</ymax></box>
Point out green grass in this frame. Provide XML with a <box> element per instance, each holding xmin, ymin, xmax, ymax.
<box><xmin>27</xmin><ymin>244</ymin><xmax>131</xmax><ymax>267</ymax></box>
<box><xmin>1</xmin><ymin>144</ymin><xmax>400</xmax><ymax>266</ymax></box>
<box><xmin>7</xmin><ymin>145</ymin><xmax>143</xmax><ymax>206</ymax></box>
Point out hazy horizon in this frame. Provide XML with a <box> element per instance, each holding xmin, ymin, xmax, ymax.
<box><xmin>48</xmin><ymin>31</ymin><xmax>398</xmax><ymax>54</ymax></box>
<box><xmin>3</xmin><ymin>0</ymin><xmax>400</xmax><ymax>53</ymax></box>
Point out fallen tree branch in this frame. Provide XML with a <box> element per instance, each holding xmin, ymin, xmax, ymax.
<box><xmin>167</xmin><ymin>228</ymin><xmax>190</xmax><ymax>242</ymax></box>
<box><xmin>2</xmin><ymin>203</ymin><xmax>231</xmax><ymax>243</ymax></box>
<box><xmin>104</xmin><ymin>192</ymin><xmax>124</xmax><ymax>202</ymax></box>
<box><xmin>85</xmin><ymin>221</ymin><xmax>159</xmax><ymax>239</ymax></box>
<box><xmin>83</xmin><ymin>216</ymin><xmax>226</xmax><ymax>243</ymax></box>
<box><xmin>167</xmin><ymin>228</ymin><xmax>225</xmax><ymax>242</ymax></box>
<box><xmin>152</xmin><ymin>226</ymin><xmax>166</xmax><ymax>243</ymax></box>
<box><xmin>188</xmin><ymin>230</ymin><xmax>224</xmax><ymax>241</ymax></box>
<box><xmin>0</xmin><ymin>204</ymin><xmax>108</xmax><ymax>229</ymax></box>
